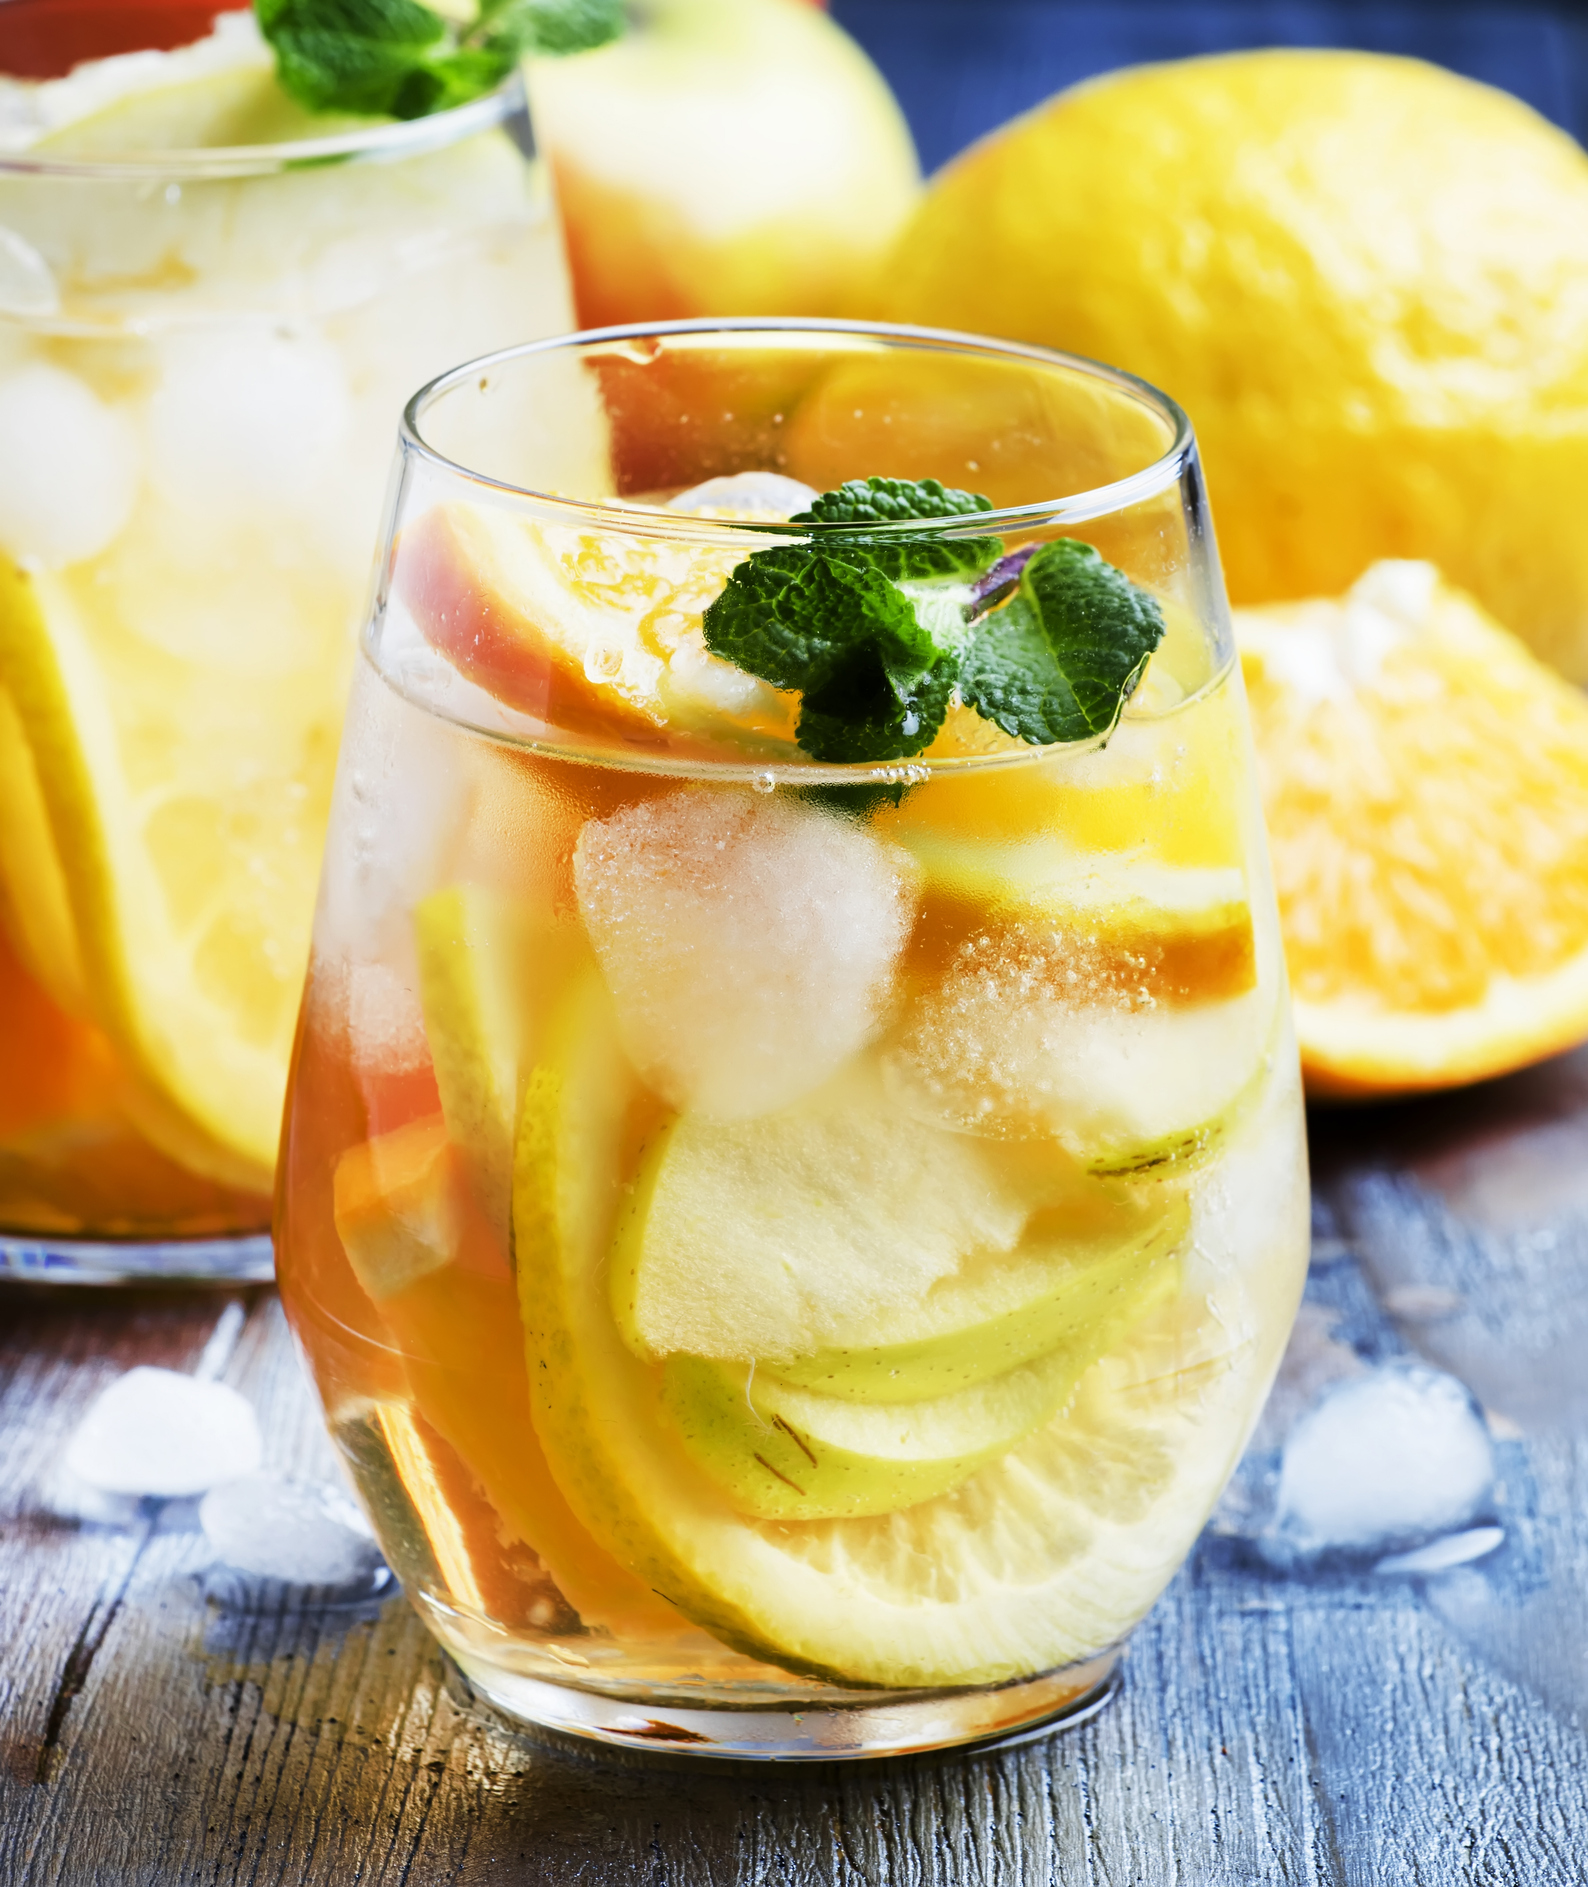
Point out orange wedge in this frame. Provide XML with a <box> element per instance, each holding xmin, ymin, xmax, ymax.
<box><xmin>1236</xmin><ymin>561</ymin><xmax>1588</xmax><ymax>1094</ymax></box>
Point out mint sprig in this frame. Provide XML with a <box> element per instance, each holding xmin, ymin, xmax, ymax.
<box><xmin>701</xmin><ymin>475</ymin><xmax>1166</xmax><ymax>766</ymax></box>
<box><xmin>961</xmin><ymin>539</ymin><xmax>1166</xmax><ymax>746</ymax></box>
<box><xmin>705</xmin><ymin>478</ymin><xmax>994</xmax><ymax>764</ymax></box>
<box><xmin>255</xmin><ymin>0</ymin><xmax>623</xmax><ymax>120</ymax></box>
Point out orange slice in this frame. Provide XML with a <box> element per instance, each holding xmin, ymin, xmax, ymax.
<box><xmin>392</xmin><ymin>501</ymin><xmax>795</xmax><ymax>751</ymax></box>
<box><xmin>1237</xmin><ymin>561</ymin><xmax>1588</xmax><ymax>1094</ymax></box>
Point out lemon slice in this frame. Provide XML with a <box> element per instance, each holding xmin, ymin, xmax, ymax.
<box><xmin>30</xmin><ymin>67</ymin><xmax>359</xmax><ymax>158</ymax></box>
<box><xmin>0</xmin><ymin>557</ymin><xmax>342</xmax><ymax>1188</ymax></box>
<box><xmin>514</xmin><ymin>968</ymin><xmax>1242</xmax><ymax>1686</ymax></box>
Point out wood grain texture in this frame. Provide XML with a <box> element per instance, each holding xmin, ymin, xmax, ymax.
<box><xmin>5</xmin><ymin>1054</ymin><xmax>1588</xmax><ymax>1884</ymax></box>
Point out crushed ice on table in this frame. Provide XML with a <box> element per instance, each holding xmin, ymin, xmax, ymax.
<box><xmin>1263</xmin><ymin>1363</ymin><xmax>1496</xmax><ymax>1569</ymax></box>
<box><xmin>200</xmin><ymin>1472</ymin><xmax>387</xmax><ymax>1594</ymax></box>
<box><xmin>667</xmin><ymin>472</ymin><xmax>818</xmax><ymax>516</ymax></box>
<box><xmin>574</xmin><ymin>790</ymin><xmax>917</xmax><ymax>1119</ymax></box>
<box><xmin>64</xmin><ymin>1366</ymin><xmax>263</xmax><ymax>1499</ymax></box>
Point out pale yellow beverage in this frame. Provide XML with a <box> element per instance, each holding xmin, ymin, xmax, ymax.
<box><xmin>0</xmin><ymin>7</ymin><xmax>574</xmax><ymax>1271</ymax></box>
<box><xmin>276</xmin><ymin>323</ymin><xmax>1310</xmax><ymax>1757</ymax></box>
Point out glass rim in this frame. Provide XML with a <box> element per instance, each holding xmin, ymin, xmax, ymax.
<box><xmin>398</xmin><ymin>318</ymin><xmax>1198</xmax><ymax>540</ymax></box>
<box><xmin>0</xmin><ymin>71</ymin><xmax>521</xmax><ymax>181</ymax></box>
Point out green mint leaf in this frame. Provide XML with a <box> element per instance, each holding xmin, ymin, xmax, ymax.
<box><xmin>959</xmin><ymin>538</ymin><xmax>1165</xmax><ymax>746</ymax></box>
<box><xmin>795</xmin><ymin>476</ymin><xmax>1000</xmax><ymax>585</ymax></box>
<box><xmin>258</xmin><ymin>0</ymin><xmax>447</xmax><ymax>115</ymax></box>
<box><xmin>797</xmin><ymin>648</ymin><xmax>959</xmax><ymax>765</ymax></box>
<box><xmin>256</xmin><ymin>0</ymin><xmax>621</xmax><ymax>118</ymax></box>
<box><xmin>702</xmin><ymin>477</ymin><xmax>1005</xmax><ymax>766</ymax></box>
<box><xmin>702</xmin><ymin>546</ymin><xmax>941</xmax><ymax>699</ymax></box>
<box><xmin>793</xmin><ymin>477</ymin><xmax>993</xmax><ymax>525</ymax></box>
<box><xmin>472</xmin><ymin>0</ymin><xmax>625</xmax><ymax>57</ymax></box>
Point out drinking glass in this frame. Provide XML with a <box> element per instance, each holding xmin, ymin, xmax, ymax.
<box><xmin>276</xmin><ymin>319</ymin><xmax>1310</xmax><ymax>1758</ymax></box>
<box><xmin>0</xmin><ymin>3</ymin><xmax>574</xmax><ymax>1280</ymax></box>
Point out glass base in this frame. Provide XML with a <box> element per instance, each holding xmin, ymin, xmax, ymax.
<box><xmin>450</xmin><ymin>1648</ymin><xmax>1123</xmax><ymax>1761</ymax></box>
<box><xmin>0</xmin><ymin>1231</ymin><xmax>274</xmax><ymax>1284</ymax></box>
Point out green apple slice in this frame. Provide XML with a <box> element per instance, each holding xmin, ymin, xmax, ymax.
<box><xmin>607</xmin><ymin>1068</ymin><xmax>1082</xmax><ymax>1367</ymax></box>
<box><xmin>661</xmin><ymin>1329</ymin><xmax>1124</xmax><ymax>1520</ymax></box>
<box><xmin>767</xmin><ymin>1202</ymin><xmax>1186</xmax><ymax>1403</ymax></box>
<box><xmin>514</xmin><ymin>970</ymin><xmax>1240</xmax><ymax>1687</ymax></box>
<box><xmin>415</xmin><ymin>885</ymin><xmax>576</xmax><ymax>1245</ymax></box>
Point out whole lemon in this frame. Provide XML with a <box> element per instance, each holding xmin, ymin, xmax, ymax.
<box><xmin>876</xmin><ymin>51</ymin><xmax>1588</xmax><ymax>679</ymax></box>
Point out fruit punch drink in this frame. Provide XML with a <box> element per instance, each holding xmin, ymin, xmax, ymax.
<box><xmin>277</xmin><ymin>323</ymin><xmax>1310</xmax><ymax>1757</ymax></box>
<box><xmin>0</xmin><ymin>4</ymin><xmax>573</xmax><ymax>1276</ymax></box>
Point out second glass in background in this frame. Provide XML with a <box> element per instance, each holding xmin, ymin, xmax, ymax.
<box><xmin>0</xmin><ymin>6</ymin><xmax>575</xmax><ymax>1277</ymax></box>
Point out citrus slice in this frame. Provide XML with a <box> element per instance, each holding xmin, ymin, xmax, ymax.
<box><xmin>1237</xmin><ymin>561</ymin><xmax>1588</xmax><ymax>1093</ymax></box>
<box><xmin>394</xmin><ymin>501</ymin><xmax>796</xmax><ymax>751</ymax></box>
<box><xmin>30</xmin><ymin>64</ymin><xmax>362</xmax><ymax>158</ymax></box>
<box><xmin>0</xmin><ymin>555</ymin><xmax>342</xmax><ymax>1188</ymax></box>
<box><xmin>514</xmin><ymin>968</ymin><xmax>1235</xmax><ymax>1687</ymax></box>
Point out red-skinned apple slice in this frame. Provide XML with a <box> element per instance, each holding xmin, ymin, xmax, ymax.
<box><xmin>395</xmin><ymin>501</ymin><xmax>796</xmax><ymax>754</ymax></box>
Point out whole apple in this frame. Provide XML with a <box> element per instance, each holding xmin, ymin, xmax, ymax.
<box><xmin>527</xmin><ymin>0</ymin><xmax>920</xmax><ymax>324</ymax></box>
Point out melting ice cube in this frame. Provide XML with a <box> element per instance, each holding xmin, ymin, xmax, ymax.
<box><xmin>200</xmin><ymin>1472</ymin><xmax>383</xmax><ymax>1587</ymax></box>
<box><xmin>64</xmin><ymin>1366</ymin><xmax>262</xmax><ymax>1499</ymax></box>
<box><xmin>146</xmin><ymin>327</ymin><xmax>350</xmax><ymax>526</ymax></box>
<box><xmin>574</xmin><ymin>790</ymin><xmax>917</xmax><ymax>1120</ymax></box>
<box><xmin>0</xmin><ymin>362</ymin><xmax>139</xmax><ymax>567</ymax></box>
<box><xmin>1269</xmin><ymin>1363</ymin><xmax>1495</xmax><ymax>1560</ymax></box>
<box><xmin>667</xmin><ymin>472</ymin><xmax>818</xmax><ymax>516</ymax></box>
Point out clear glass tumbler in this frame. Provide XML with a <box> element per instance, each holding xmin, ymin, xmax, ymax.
<box><xmin>0</xmin><ymin>5</ymin><xmax>574</xmax><ymax>1281</ymax></box>
<box><xmin>276</xmin><ymin>320</ymin><xmax>1310</xmax><ymax>1758</ymax></box>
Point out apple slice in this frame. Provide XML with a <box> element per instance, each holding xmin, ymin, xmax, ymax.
<box><xmin>393</xmin><ymin>501</ymin><xmax>793</xmax><ymax>751</ymax></box>
<box><xmin>662</xmin><ymin>1340</ymin><xmax>1097</xmax><ymax>1521</ymax></box>
<box><xmin>766</xmin><ymin>1201</ymin><xmax>1187</xmax><ymax>1403</ymax></box>
<box><xmin>332</xmin><ymin>1116</ymin><xmax>467</xmax><ymax>1302</ymax></box>
<box><xmin>608</xmin><ymin>1067</ymin><xmax>1044</xmax><ymax>1367</ymax></box>
<box><xmin>413</xmin><ymin>885</ymin><xmax>582</xmax><ymax>1245</ymax></box>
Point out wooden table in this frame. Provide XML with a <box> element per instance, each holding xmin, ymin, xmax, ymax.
<box><xmin>5</xmin><ymin>1044</ymin><xmax>1588</xmax><ymax>1884</ymax></box>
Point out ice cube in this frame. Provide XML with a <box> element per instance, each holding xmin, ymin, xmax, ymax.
<box><xmin>347</xmin><ymin>960</ymin><xmax>430</xmax><ymax>1075</ymax></box>
<box><xmin>0</xmin><ymin>362</ymin><xmax>139</xmax><ymax>567</ymax></box>
<box><xmin>0</xmin><ymin>227</ymin><xmax>58</xmax><ymax>318</ymax></box>
<box><xmin>146</xmin><ymin>327</ymin><xmax>351</xmax><ymax>526</ymax></box>
<box><xmin>884</xmin><ymin>924</ymin><xmax>1268</xmax><ymax>1165</ymax></box>
<box><xmin>574</xmin><ymin>791</ymin><xmax>917</xmax><ymax>1120</ymax></box>
<box><xmin>64</xmin><ymin>1367</ymin><xmax>262</xmax><ymax>1498</ymax></box>
<box><xmin>200</xmin><ymin>1472</ymin><xmax>383</xmax><ymax>1586</ymax></box>
<box><xmin>1271</xmin><ymin>1364</ymin><xmax>1495</xmax><ymax>1558</ymax></box>
<box><xmin>1374</xmin><ymin>1525</ymin><xmax>1504</xmax><ymax>1578</ymax></box>
<box><xmin>313</xmin><ymin>664</ymin><xmax>472</xmax><ymax>973</ymax></box>
<box><xmin>667</xmin><ymin>472</ymin><xmax>818</xmax><ymax>516</ymax></box>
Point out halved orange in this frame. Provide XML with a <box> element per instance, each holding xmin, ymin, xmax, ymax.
<box><xmin>1237</xmin><ymin>561</ymin><xmax>1588</xmax><ymax>1094</ymax></box>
